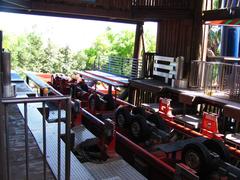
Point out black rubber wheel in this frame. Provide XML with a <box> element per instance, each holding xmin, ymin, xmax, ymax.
<box><xmin>146</xmin><ymin>113</ymin><xmax>170</xmax><ymax>132</ymax></box>
<box><xmin>130</xmin><ymin>114</ymin><xmax>151</xmax><ymax>142</ymax></box>
<box><xmin>80</xmin><ymin>82</ymin><xmax>89</xmax><ymax>92</ymax></box>
<box><xmin>182</xmin><ymin>142</ymin><xmax>211</xmax><ymax>176</ymax></box>
<box><xmin>115</xmin><ymin>106</ymin><xmax>131</xmax><ymax>129</ymax></box>
<box><xmin>131</xmin><ymin>107</ymin><xmax>146</xmax><ymax>116</ymax></box>
<box><xmin>88</xmin><ymin>94</ymin><xmax>101</xmax><ymax>112</ymax></box>
<box><xmin>103</xmin><ymin>94</ymin><xmax>115</xmax><ymax>110</ymax></box>
<box><xmin>73</xmin><ymin>100</ymin><xmax>81</xmax><ymax>113</ymax></box>
<box><xmin>203</xmin><ymin>139</ymin><xmax>230</xmax><ymax>162</ymax></box>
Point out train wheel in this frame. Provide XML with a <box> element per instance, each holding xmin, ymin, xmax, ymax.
<box><xmin>182</xmin><ymin>142</ymin><xmax>211</xmax><ymax>175</ymax></box>
<box><xmin>203</xmin><ymin>139</ymin><xmax>230</xmax><ymax>162</ymax></box>
<box><xmin>103</xmin><ymin>94</ymin><xmax>115</xmax><ymax>110</ymax></box>
<box><xmin>130</xmin><ymin>115</ymin><xmax>151</xmax><ymax>142</ymax></box>
<box><xmin>146</xmin><ymin>113</ymin><xmax>170</xmax><ymax>132</ymax></box>
<box><xmin>115</xmin><ymin>106</ymin><xmax>131</xmax><ymax>129</ymax></box>
<box><xmin>88</xmin><ymin>94</ymin><xmax>101</xmax><ymax>112</ymax></box>
<box><xmin>131</xmin><ymin>107</ymin><xmax>146</xmax><ymax>116</ymax></box>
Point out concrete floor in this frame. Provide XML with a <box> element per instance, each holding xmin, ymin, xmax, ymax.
<box><xmin>8</xmin><ymin>104</ymin><xmax>55</xmax><ymax>180</ymax></box>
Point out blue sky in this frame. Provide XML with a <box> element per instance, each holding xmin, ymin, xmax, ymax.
<box><xmin>0</xmin><ymin>12</ymin><xmax>157</xmax><ymax>51</ymax></box>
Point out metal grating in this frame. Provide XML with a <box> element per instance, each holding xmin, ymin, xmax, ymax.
<box><xmin>84</xmin><ymin>159</ymin><xmax>147</xmax><ymax>180</ymax></box>
<box><xmin>72</xmin><ymin>121</ymin><xmax>147</xmax><ymax>180</ymax></box>
<box><xmin>18</xmin><ymin>101</ymin><xmax>94</xmax><ymax>180</ymax></box>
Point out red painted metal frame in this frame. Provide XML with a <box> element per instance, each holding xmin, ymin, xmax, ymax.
<box><xmin>115</xmin><ymin>132</ymin><xmax>175</xmax><ymax>179</ymax></box>
<box><xmin>41</xmin><ymin>72</ymin><xmax>240</xmax><ymax>159</ymax></box>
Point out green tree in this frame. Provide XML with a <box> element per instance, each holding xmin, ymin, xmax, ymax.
<box><xmin>2</xmin><ymin>26</ymin><xmax>156</xmax><ymax>74</ymax></box>
<box><xmin>208</xmin><ymin>26</ymin><xmax>221</xmax><ymax>56</ymax></box>
<box><xmin>72</xmin><ymin>51</ymin><xmax>88</xmax><ymax>70</ymax></box>
<box><xmin>42</xmin><ymin>39</ymin><xmax>58</xmax><ymax>73</ymax></box>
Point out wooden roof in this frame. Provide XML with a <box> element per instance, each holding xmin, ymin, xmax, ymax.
<box><xmin>0</xmin><ymin>0</ymin><xmax>196</xmax><ymax>23</ymax></box>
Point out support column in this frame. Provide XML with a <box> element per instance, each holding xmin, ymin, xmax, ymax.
<box><xmin>0</xmin><ymin>30</ymin><xmax>8</xmax><ymax>180</ymax></box>
<box><xmin>132</xmin><ymin>22</ymin><xmax>144</xmax><ymax>78</ymax></box>
<box><xmin>133</xmin><ymin>22</ymin><xmax>144</xmax><ymax>59</ymax></box>
<box><xmin>0</xmin><ymin>31</ymin><xmax>2</xmax><ymax>97</ymax></box>
<box><xmin>156</xmin><ymin>21</ymin><xmax>161</xmax><ymax>54</ymax></box>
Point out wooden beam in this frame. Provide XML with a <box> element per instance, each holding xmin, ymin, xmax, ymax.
<box><xmin>203</xmin><ymin>8</ymin><xmax>240</xmax><ymax>22</ymax></box>
<box><xmin>132</xmin><ymin>7</ymin><xmax>193</xmax><ymax>20</ymax></box>
<box><xmin>30</xmin><ymin>1</ymin><xmax>133</xmax><ymax>21</ymax></box>
<box><xmin>0</xmin><ymin>1</ymin><xmax>139</xmax><ymax>24</ymax></box>
<box><xmin>0</xmin><ymin>1</ymin><xmax>197</xmax><ymax>22</ymax></box>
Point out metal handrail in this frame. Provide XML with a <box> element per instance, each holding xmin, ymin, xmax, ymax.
<box><xmin>189</xmin><ymin>60</ymin><xmax>240</xmax><ymax>101</ymax></box>
<box><xmin>0</xmin><ymin>95</ymin><xmax>72</xmax><ymax>180</ymax></box>
<box><xmin>1</xmin><ymin>96</ymin><xmax>70</xmax><ymax>104</ymax></box>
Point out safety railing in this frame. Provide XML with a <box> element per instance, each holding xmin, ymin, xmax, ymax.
<box><xmin>189</xmin><ymin>60</ymin><xmax>240</xmax><ymax>101</ymax></box>
<box><xmin>204</xmin><ymin>0</ymin><xmax>240</xmax><ymax>11</ymax></box>
<box><xmin>94</xmin><ymin>56</ymin><xmax>143</xmax><ymax>79</ymax></box>
<box><xmin>0</xmin><ymin>96</ymin><xmax>72</xmax><ymax>180</ymax></box>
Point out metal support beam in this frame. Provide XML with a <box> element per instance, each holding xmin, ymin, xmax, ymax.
<box><xmin>0</xmin><ymin>31</ymin><xmax>2</xmax><ymax>97</ymax></box>
<box><xmin>65</xmin><ymin>98</ymin><xmax>71</xmax><ymax>180</ymax></box>
<box><xmin>0</xmin><ymin>30</ymin><xmax>8</xmax><ymax>180</ymax></box>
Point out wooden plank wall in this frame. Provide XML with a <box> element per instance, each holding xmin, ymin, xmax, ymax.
<box><xmin>156</xmin><ymin>0</ymin><xmax>203</xmax><ymax>79</ymax></box>
<box><xmin>156</xmin><ymin>19</ymin><xmax>193</xmax><ymax>78</ymax></box>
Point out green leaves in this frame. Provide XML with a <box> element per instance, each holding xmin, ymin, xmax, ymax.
<box><xmin>2</xmin><ymin>26</ymin><xmax>155</xmax><ymax>74</ymax></box>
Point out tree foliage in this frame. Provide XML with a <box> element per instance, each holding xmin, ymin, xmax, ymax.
<box><xmin>208</xmin><ymin>26</ymin><xmax>221</xmax><ymax>56</ymax></box>
<box><xmin>3</xmin><ymin>27</ymin><xmax>156</xmax><ymax>74</ymax></box>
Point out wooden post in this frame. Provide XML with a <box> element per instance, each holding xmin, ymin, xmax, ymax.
<box><xmin>133</xmin><ymin>22</ymin><xmax>144</xmax><ymax>59</ymax></box>
<box><xmin>188</xmin><ymin>0</ymin><xmax>204</xmax><ymax>79</ymax></box>
<box><xmin>132</xmin><ymin>22</ymin><xmax>144</xmax><ymax>78</ymax></box>
<box><xmin>156</xmin><ymin>21</ymin><xmax>161</xmax><ymax>54</ymax></box>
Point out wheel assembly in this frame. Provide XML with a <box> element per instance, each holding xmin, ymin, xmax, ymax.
<box><xmin>146</xmin><ymin>113</ymin><xmax>170</xmax><ymax>132</ymax></box>
<box><xmin>103</xmin><ymin>94</ymin><xmax>116</xmax><ymax>110</ymax></box>
<box><xmin>88</xmin><ymin>94</ymin><xmax>101</xmax><ymax>112</ymax></box>
<box><xmin>131</xmin><ymin>106</ymin><xmax>146</xmax><ymax>116</ymax></box>
<box><xmin>130</xmin><ymin>114</ymin><xmax>151</xmax><ymax>142</ymax></box>
<box><xmin>203</xmin><ymin>139</ymin><xmax>230</xmax><ymax>162</ymax></box>
<box><xmin>182</xmin><ymin>142</ymin><xmax>211</xmax><ymax>176</ymax></box>
<box><xmin>115</xmin><ymin>106</ymin><xmax>131</xmax><ymax>129</ymax></box>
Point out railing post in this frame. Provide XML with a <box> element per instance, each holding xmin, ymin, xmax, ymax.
<box><xmin>57</xmin><ymin>101</ymin><xmax>61</xmax><ymax>180</ymax></box>
<box><xmin>42</xmin><ymin>101</ymin><xmax>47</xmax><ymax>180</ymax></box>
<box><xmin>65</xmin><ymin>98</ymin><xmax>71</xmax><ymax>180</ymax></box>
<box><xmin>24</xmin><ymin>103</ymin><xmax>29</xmax><ymax>180</ymax></box>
